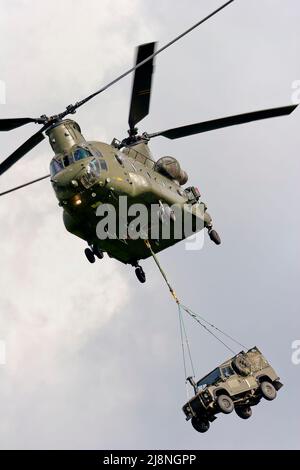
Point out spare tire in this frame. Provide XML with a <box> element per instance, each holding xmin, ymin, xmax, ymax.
<box><xmin>232</xmin><ymin>354</ymin><xmax>251</xmax><ymax>376</ymax></box>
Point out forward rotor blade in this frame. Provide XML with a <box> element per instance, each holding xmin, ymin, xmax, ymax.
<box><xmin>0</xmin><ymin>174</ymin><xmax>50</xmax><ymax>196</ymax></box>
<box><xmin>0</xmin><ymin>128</ymin><xmax>46</xmax><ymax>176</ymax></box>
<box><xmin>148</xmin><ymin>105</ymin><xmax>298</xmax><ymax>140</ymax></box>
<box><xmin>128</xmin><ymin>42</ymin><xmax>156</xmax><ymax>130</ymax></box>
<box><xmin>0</xmin><ymin>117</ymin><xmax>43</xmax><ymax>131</ymax></box>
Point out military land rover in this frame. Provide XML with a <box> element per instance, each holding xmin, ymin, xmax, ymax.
<box><xmin>183</xmin><ymin>346</ymin><xmax>283</xmax><ymax>433</ymax></box>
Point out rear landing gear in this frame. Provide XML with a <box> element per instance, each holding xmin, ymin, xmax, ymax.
<box><xmin>207</xmin><ymin>226</ymin><xmax>221</xmax><ymax>245</ymax></box>
<box><xmin>132</xmin><ymin>262</ymin><xmax>146</xmax><ymax>283</ymax></box>
<box><xmin>135</xmin><ymin>266</ymin><xmax>146</xmax><ymax>283</ymax></box>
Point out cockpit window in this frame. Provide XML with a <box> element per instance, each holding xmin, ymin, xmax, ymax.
<box><xmin>63</xmin><ymin>154</ymin><xmax>72</xmax><ymax>168</ymax></box>
<box><xmin>73</xmin><ymin>147</ymin><xmax>92</xmax><ymax>161</ymax></box>
<box><xmin>50</xmin><ymin>147</ymin><xmax>97</xmax><ymax>177</ymax></box>
<box><xmin>50</xmin><ymin>159</ymin><xmax>64</xmax><ymax>177</ymax></box>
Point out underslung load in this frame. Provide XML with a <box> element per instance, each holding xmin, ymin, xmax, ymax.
<box><xmin>144</xmin><ymin>240</ymin><xmax>283</xmax><ymax>434</ymax></box>
<box><xmin>182</xmin><ymin>346</ymin><xmax>283</xmax><ymax>433</ymax></box>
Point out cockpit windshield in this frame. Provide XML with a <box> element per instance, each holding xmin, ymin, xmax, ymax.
<box><xmin>197</xmin><ymin>368</ymin><xmax>221</xmax><ymax>389</ymax></box>
<box><xmin>50</xmin><ymin>147</ymin><xmax>93</xmax><ymax>177</ymax></box>
<box><xmin>50</xmin><ymin>159</ymin><xmax>64</xmax><ymax>177</ymax></box>
<box><xmin>73</xmin><ymin>147</ymin><xmax>92</xmax><ymax>161</ymax></box>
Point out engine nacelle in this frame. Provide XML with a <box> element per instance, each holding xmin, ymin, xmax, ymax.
<box><xmin>154</xmin><ymin>156</ymin><xmax>188</xmax><ymax>185</ymax></box>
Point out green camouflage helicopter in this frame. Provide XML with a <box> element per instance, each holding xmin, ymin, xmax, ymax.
<box><xmin>0</xmin><ymin>3</ymin><xmax>297</xmax><ymax>283</ymax></box>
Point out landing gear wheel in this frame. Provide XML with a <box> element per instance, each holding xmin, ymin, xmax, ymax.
<box><xmin>208</xmin><ymin>228</ymin><xmax>221</xmax><ymax>245</ymax></box>
<box><xmin>260</xmin><ymin>381</ymin><xmax>277</xmax><ymax>401</ymax></box>
<box><xmin>135</xmin><ymin>266</ymin><xmax>146</xmax><ymax>284</ymax></box>
<box><xmin>217</xmin><ymin>394</ymin><xmax>234</xmax><ymax>414</ymax></box>
<box><xmin>191</xmin><ymin>416</ymin><xmax>210</xmax><ymax>433</ymax></box>
<box><xmin>84</xmin><ymin>247</ymin><xmax>95</xmax><ymax>264</ymax></box>
<box><xmin>235</xmin><ymin>406</ymin><xmax>252</xmax><ymax>419</ymax></box>
<box><xmin>93</xmin><ymin>245</ymin><xmax>104</xmax><ymax>259</ymax></box>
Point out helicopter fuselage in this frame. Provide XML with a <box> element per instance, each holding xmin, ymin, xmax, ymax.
<box><xmin>47</xmin><ymin>120</ymin><xmax>212</xmax><ymax>264</ymax></box>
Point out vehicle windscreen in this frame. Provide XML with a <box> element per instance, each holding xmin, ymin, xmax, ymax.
<box><xmin>197</xmin><ymin>368</ymin><xmax>221</xmax><ymax>388</ymax></box>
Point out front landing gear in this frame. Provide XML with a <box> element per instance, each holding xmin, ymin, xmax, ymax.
<box><xmin>84</xmin><ymin>244</ymin><xmax>104</xmax><ymax>263</ymax></box>
<box><xmin>132</xmin><ymin>262</ymin><xmax>146</xmax><ymax>283</ymax></box>
<box><xmin>84</xmin><ymin>247</ymin><xmax>95</xmax><ymax>264</ymax></box>
<box><xmin>207</xmin><ymin>226</ymin><xmax>221</xmax><ymax>245</ymax></box>
<box><xmin>93</xmin><ymin>245</ymin><xmax>104</xmax><ymax>259</ymax></box>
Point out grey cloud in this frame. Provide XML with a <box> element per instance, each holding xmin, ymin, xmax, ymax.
<box><xmin>0</xmin><ymin>0</ymin><xmax>299</xmax><ymax>450</ymax></box>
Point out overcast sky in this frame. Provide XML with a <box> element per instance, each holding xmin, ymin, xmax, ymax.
<box><xmin>0</xmin><ymin>0</ymin><xmax>299</xmax><ymax>450</ymax></box>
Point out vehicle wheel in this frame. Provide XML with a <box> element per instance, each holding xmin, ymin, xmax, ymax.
<box><xmin>232</xmin><ymin>355</ymin><xmax>251</xmax><ymax>376</ymax></box>
<box><xmin>93</xmin><ymin>245</ymin><xmax>104</xmax><ymax>259</ymax></box>
<box><xmin>260</xmin><ymin>381</ymin><xmax>277</xmax><ymax>401</ymax></box>
<box><xmin>217</xmin><ymin>394</ymin><xmax>234</xmax><ymax>414</ymax></box>
<box><xmin>191</xmin><ymin>416</ymin><xmax>210</xmax><ymax>433</ymax></box>
<box><xmin>208</xmin><ymin>229</ymin><xmax>221</xmax><ymax>245</ymax></box>
<box><xmin>84</xmin><ymin>247</ymin><xmax>95</xmax><ymax>264</ymax></box>
<box><xmin>135</xmin><ymin>266</ymin><xmax>146</xmax><ymax>283</ymax></box>
<box><xmin>235</xmin><ymin>406</ymin><xmax>252</xmax><ymax>419</ymax></box>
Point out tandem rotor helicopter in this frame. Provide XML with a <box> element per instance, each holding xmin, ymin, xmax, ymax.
<box><xmin>0</xmin><ymin>1</ymin><xmax>297</xmax><ymax>283</ymax></box>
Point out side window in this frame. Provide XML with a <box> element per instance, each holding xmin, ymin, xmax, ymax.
<box><xmin>222</xmin><ymin>366</ymin><xmax>234</xmax><ymax>378</ymax></box>
<box><xmin>99</xmin><ymin>159</ymin><xmax>108</xmax><ymax>171</ymax></box>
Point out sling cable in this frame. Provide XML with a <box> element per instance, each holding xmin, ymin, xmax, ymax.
<box><xmin>144</xmin><ymin>240</ymin><xmax>248</xmax><ymax>398</ymax></box>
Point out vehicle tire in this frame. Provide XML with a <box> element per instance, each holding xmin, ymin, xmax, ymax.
<box><xmin>191</xmin><ymin>416</ymin><xmax>210</xmax><ymax>433</ymax></box>
<box><xmin>232</xmin><ymin>355</ymin><xmax>251</xmax><ymax>376</ymax></box>
<box><xmin>235</xmin><ymin>406</ymin><xmax>252</xmax><ymax>420</ymax></box>
<box><xmin>135</xmin><ymin>266</ymin><xmax>146</xmax><ymax>283</ymax></box>
<box><xmin>84</xmin><ymin>247</ymin><xmax>95</xmax><ymax>264</ymax></box>
<box><xmin>217</xmin><ymin>394</ymin><xmax>234</xmax><ymax>414</ymax></box>
<box><xmin>260</xmin><ymin>381</ymin><xmax>277</xmax><ymax>401</ymax></box>
<box><xmin>93</xmin><ymin>245</ymin><xmax>104</xmax><ymax>259</ymax></box>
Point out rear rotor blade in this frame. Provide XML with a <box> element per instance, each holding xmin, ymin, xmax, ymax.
<box><xmin>0</xmin><ymin>128</ymin><xmax>46</xmax><ymax>176</ymax></box>
<box><xmin>128</xmin><ymin>42</ymin><xmax>156</xmax><ymax>131</ymax></box>
<box><xmin>0</xmin><ymin>117</ymin><xmax>43</xmax><ymax>131</ymax></box>
<box><xmin>0</xmin><ymin>174</ymin><xmax>50</xmax><ymax>196</ymax></box>
<box><xmin>148</xmin><ymin>105</ymin><xmax>298</xmax><ymax>140</ymax></box>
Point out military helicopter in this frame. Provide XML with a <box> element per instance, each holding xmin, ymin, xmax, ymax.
<box><xmin>0</xmin><ymin>2</ymin><xmax>297</xmax><ymax>283</ymax></box>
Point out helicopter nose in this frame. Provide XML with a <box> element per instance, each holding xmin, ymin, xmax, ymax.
<box><xmin>51</xmin><ymin>164</ymin><xmax>85</xmax><ymax>199</ymax></box>
<box><xmin>52</xmin><ymin>162</ymin><xmax>84</xmax><ymax>185</ymax></box>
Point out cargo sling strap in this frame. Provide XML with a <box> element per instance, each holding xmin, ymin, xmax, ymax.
<box><xmin>144</xmin><ymin>239</ymin><xmax>249</xmax><ymax>395</ymax></box>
